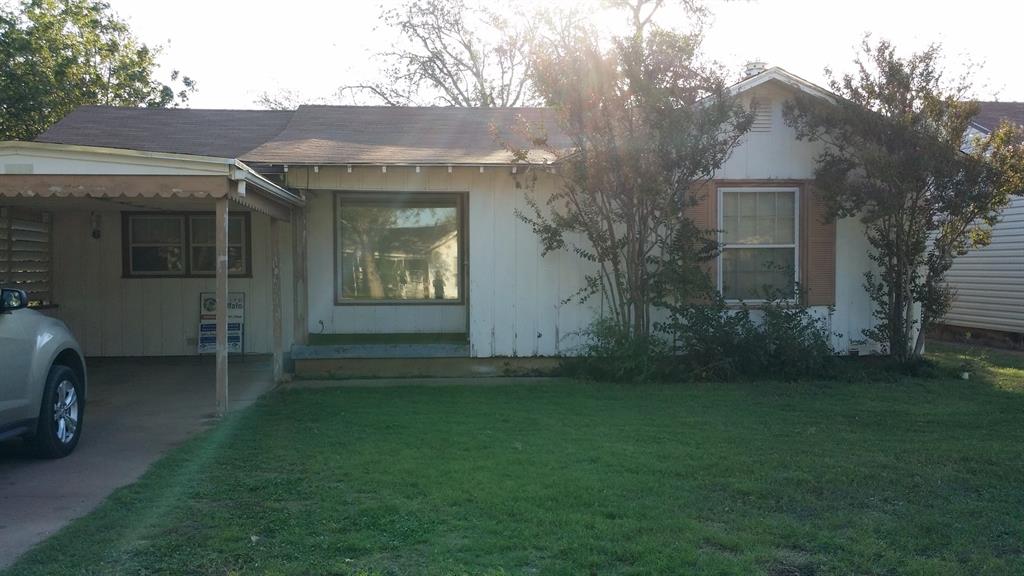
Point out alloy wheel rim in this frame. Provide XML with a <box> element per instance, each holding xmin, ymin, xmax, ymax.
<box><xmin>52</xmin><ymin>380</ymin><xmax>79</xmax><ymax>444</ymax></box>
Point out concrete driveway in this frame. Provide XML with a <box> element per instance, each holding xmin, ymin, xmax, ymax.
<box><xmin>0</xmin><ymin>356</ymin><xmax>276</xmax><ymax>569</ymax></box>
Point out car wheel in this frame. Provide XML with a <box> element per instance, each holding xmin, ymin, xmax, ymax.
<box><xmin>31</xmin><ymin>364</ymin><xmax>84</xmax><ymax>458</ymax></box>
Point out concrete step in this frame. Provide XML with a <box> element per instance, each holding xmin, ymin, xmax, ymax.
<box><xmin>292</xmin><ymin>354</ymin><xmax>560</xmax><ymax>379</ymax></box>
<box><xmin>292</xmin><ymin>342</ymin><xmax>470</xmax><ymax>360</ymax></box>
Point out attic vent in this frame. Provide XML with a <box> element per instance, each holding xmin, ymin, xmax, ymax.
<box><xmin>749</xmin><ymin>98</ymin><xmax>773</xmax><ymax>133</ymax></box>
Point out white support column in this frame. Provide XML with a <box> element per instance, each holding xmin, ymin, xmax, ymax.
<box><xmin>270</xmin><ymin>217</ymin><xmax>284</xmax><ymax>382</ymax></box>
<box><xmin>292</xmin><ymin>206</ymin><xmax>308</xmax><ymax>346</ymax></box>
<box><xmin>215</xmin><ymin>197</ymin><xmax>229</xmax><ymax>416</ymax></box>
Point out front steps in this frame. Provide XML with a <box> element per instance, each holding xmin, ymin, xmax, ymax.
<box><xmin>291</xmin><ymin>343</ymin><xmax>559</xmax><ymax>379</ymax></box>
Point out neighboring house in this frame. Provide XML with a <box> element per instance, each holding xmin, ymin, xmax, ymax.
<box><xmin>941</xmin><ymin>102</ymin><xmax>1024</xmax><ymax>343</ymax></box>
<box><xmin>0</xmin><ymin>66</ymin><xmax>892</xmax><ymax>406</ymax></box>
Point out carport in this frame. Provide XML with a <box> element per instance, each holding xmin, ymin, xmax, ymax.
<box><xmin>0</xmin><ymin>141</ymin><xmax>306</xmax><ymax>415</ymax></box>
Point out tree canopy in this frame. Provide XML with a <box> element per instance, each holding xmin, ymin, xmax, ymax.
<box><xmin>0</xmin><ymin>0</ymin><xmax>194</xmax><ymax>140</ymax></box>
<box><xmin>784</xmin><ymin>38</ymin><xmax>1024</xmax><ymax>361</ymax></box>
<box><xmin>514</xmin><ymin>0</ymin><xmax>751</xmax><ymax>337</ymax></box>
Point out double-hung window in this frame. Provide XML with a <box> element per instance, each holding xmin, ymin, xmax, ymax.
<box><xmin>123</xmin><ymin>212</ymin><xmax>250</xmax><ymax>277</ymax></box>
<box><xmin>719</xmin><ymin>187</ymin><xmax>798</xmax><ymax>301</ymax></box>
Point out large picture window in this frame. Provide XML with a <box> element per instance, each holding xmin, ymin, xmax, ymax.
<box><xmin>122</xmin><ymin>212</ymin><xmax>251</xmax><ymax>277</ymax></box>
<box><xmin>719</xmin><ymin>187</ymin><xmax>798</xmax><ymax>301</ymax></box>
<box><xmin>335</xmin><ymin>193</ymin><xmax>463</xmax><ymax>303</ymax></box>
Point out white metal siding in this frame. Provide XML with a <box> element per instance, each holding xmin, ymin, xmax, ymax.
<box><xmin>943</xmin><ymin>196</ymin><xmax>1024</xmax><ymax>333</ymax></box>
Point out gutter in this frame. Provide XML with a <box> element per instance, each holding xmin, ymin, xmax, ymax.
<box><xmin>229</xmin><ymin>160</ymin><xmax>305</xmax><ymax>207</ymax></box>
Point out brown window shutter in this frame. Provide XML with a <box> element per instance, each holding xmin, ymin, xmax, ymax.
<box><xmin>687</xmin><ymin>182</ymin><xmax>719</xmax><ymax>283</ymax></box>
<box><xmin>800</xmin><ymin>185</ymin><xmax>836</xmax><ymax>306</ymax></box>
<box><xmin>688</xmin><ymin>181</ymin><xmax>716</xmax><ymax>230</ymax></box>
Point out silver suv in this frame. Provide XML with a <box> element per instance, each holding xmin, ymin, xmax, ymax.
<box><xmin>0</xmin><ymin>288</ymin><xmax>87</xmax><ymax>458</ymax></box>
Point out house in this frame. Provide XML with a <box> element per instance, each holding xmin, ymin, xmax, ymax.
<box><xmin>939</xmin><ymin>102</ymin><xmax>1024</xmax><ymax>346</ymax></box>
<box><xmin>0</xmin><ymin>67</ymin><xmax>888</xmax><ymax>410</ymax></box>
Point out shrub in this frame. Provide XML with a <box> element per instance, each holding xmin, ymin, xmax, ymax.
<box><xmin>660</xmin><ymin>287</ymin><xmax>838</xmax><ymax>382</ymax></box>
<box><xmin>661</xmin><ymin>301</ymin><xmax>762</xmax><ymax>381</ymax></box>
<box><xmin>565</xmin><ymin>288</ymin><xmax>838</xmax><ymax>383</ymax></box>
<box><xmin>562</xmin><ymin>316</ymin><xmax>674</xmax><ymax>383</ymax></box>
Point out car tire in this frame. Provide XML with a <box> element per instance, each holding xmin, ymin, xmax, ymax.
<box><xmin>30</xmin><ymin>364</ymin><xmax>84</xmax><ymax>458</ymax></box>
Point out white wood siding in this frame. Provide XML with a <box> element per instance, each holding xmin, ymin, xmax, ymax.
<box><xmin>717</xmin><ymin>83</ymin><xmax>823</xmax><ymax>181</ymax></box>
<box><xmin>290</xmin><ymin>166</ymin><xmax>595</xmax><ymax>356</ymax></box>
<box><xmin>943</xmin><ymin>196</ymin><xmax>1024</xmax><ymax>333</ymax></box>
<box><xmin>287</xmin><ymin>81</ymin><xmax>884</xmax><ymax>357</ymax></box>
<box><xmin>46</xmin><ymin>209</ymin><xmax>293</xmax><ymax>356</ymax></box>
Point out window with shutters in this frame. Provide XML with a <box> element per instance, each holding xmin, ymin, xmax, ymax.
<box><xmin>718</xmin><ymin>187</ymin><xmax>798</xmax><ymax>301</ymax></box>
<box><xmin>0</xmin><ymin>208</ymin><xmax>54</xmax><ymax>307</ymax></box>
<box><xmin>122</xmin><ymin>212</ymin><xmax>251</xmax><ymax>277</ymax></box>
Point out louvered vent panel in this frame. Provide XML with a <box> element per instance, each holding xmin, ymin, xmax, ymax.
<box><xmin>750</xmin><ymin>98</ymin><xmax>773</xmax><ymax>133</ymax></box>
<box><xmin>0</xmin><ymin>208</ymin><xmax>53</xmax><ymax>306</ymax></box>
<box><xmin>0</xmin><ymin>212</ymin><xmax>8</xmax><ymax>283</ymax></box>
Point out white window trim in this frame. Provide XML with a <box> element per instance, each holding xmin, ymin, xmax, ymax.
<box><xmin>717</xmin><ymin>186</ymin><xmax>800</xmax><ymax>304</ymax></box>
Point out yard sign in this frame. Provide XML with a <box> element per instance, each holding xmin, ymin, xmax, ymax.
<box><xmin>198</xmin><ymin>292</ymin><xmax>245</xmax><ymax>354</ymax></box>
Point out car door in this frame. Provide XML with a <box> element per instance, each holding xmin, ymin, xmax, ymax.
<box><xmin>0</xmin><ymin>308</ymin><xmax>36</xmax><ymax>426</ymax></box>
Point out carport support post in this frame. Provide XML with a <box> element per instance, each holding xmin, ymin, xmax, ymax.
<box><xmin>215</xmin><ymin>196</ymin><xmax>229</xmax><ymax>416</ymax></box>
<box><xmin>292</xmin><ymin>207</ymin><xmax>308</xmax><ymax>345</ymax></box>
<box><xmin>270</xmin><ymin>218</ymin><xmax>283</xmax><ymax>381</ymax></box>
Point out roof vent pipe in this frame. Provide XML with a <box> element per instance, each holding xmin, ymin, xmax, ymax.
<box><xmin>743</xmin><ymin>61</ymin><xmax>767</xmax><ymax>78</ymax></box>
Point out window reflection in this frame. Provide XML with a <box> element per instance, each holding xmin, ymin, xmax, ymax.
<box><xmin>336</xmin><ymin>195</ymin><xmax>461</xmax><ymax>302</ymax></box>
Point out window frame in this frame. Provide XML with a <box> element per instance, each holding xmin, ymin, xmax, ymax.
<box><xmin>717</xmin><ymin>186</ymin><xmax>800</xmax><ymax>304</ymax></box>
<box><xmin>121</xmin><ymin>211</ymin><xmax>253</xmax><ymax>279</ymax></box>
<box><xmin>333</xmin><ymin>191</ymin><xmax>467</xmax><ymax>306</ymax></box>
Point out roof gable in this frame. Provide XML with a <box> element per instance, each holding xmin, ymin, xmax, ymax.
<box><xmin>973</xmin><ymin>101</ymin><xmax>1024</xmax><ymax>132</ymax></box>
<box><xmin>728</xmin><ymin>67</ymin><xmax>837</xmax><ymax>103</ymax></box>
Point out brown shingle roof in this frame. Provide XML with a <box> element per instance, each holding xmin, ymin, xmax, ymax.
<box><xmin>241</xmin><ymin>105</ymin><xmax>565</xmax><ymax>165</ymax></box>
<box><xmin>34</xmin><ymin>104</ymin><xmax>567</xmax><ymax>164</ymax></box>
<box><xmin>36</xmin><ymin>106</ymin><xmax>295</xmax><ymax>158</ymax></box>
<box><xmin>974</xmin><ymin>101</ymin><xmax>1024</xmax><ymax>131</ymax></box>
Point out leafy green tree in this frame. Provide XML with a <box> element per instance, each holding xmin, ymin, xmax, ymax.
<box><xmin>514</xmin><ymin>0</ymin><xmax>751</xmax><ymax>337</ymax></box>
<box><xmin>0</xmin><ymin>0</ymin><xmax>195</xmax><ymax>140</ymax></box>
<box><xmin>784</xmin><ymin>38</ymin><xmax>1024</xmax><ymax>362</ymax></box>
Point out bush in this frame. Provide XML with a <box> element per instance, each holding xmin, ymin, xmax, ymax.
<box><xmin>562</xmin><ymin>316</ymin><xmax>674</xmax><ymax>383</ymax></box>
<box><xmin>564</xmin><ymin>290</ymin><xmax>837</xmax><ymax>383</ymax></box>
<box><xmin>661</xmin><ymin>288</ymin><xmax>838</xmax><ymax>382</ymax></box>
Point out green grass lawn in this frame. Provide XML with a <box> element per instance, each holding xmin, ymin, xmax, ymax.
<box><xmin>6</xmin><ymin>342</ymin><xmax>1024</xmax><ymax>576</ymax></box>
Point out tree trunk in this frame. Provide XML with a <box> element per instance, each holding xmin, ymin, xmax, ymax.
<box><xmin>356</xmin><ymin>231</ymin><xmax>385</xmax><ymax>298</ymax></box>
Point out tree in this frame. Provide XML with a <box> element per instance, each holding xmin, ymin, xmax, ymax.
<box><xmin>783</xmin><ymin>38</ymin><xmax>1024</xmax><ymax>362</ymax></box>
<box><xmin>344</xmin><ymin>0</ymin><xmax>537</xmax><ymax>107</ymax></box>
<box><xmin>513</xmin><ymin>0</ymin><xmax>751</xmax><ymax>338</ymax></box>
<box><xmin>0</xmin><ymin>0</ymin><xmax>194</xmax><ymax>141</ymax></box>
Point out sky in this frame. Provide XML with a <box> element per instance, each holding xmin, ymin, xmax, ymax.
<box><xmin>99</xmin><ymin>0</ymin><xmax>1022</xmax><ymax>109</ymax></box>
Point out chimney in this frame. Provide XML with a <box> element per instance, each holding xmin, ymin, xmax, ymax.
<box><xmin>743</xmin><ymin>61</ymin><xmax>767</xmax><ymax>78</ymax></box>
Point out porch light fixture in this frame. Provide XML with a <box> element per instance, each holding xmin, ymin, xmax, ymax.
<box><xmin>313</xmin><ymin>165</ymin><xmax>319</xmax><ymax>173</ymax></box>
<box><xmin>381</xmin><ymin>166</ymin><xmax>387</xmax><ymax>174</ymax></box>
<box><xmin>347</xmin><ymin>165</ymin><xmax>352</xmax><ymax>173</ymax></box>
